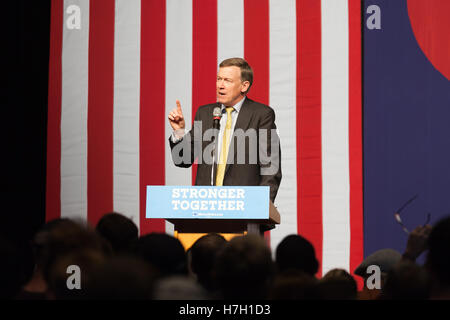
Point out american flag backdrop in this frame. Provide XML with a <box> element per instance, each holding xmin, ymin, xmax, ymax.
<box><xmin>46</xmin><ymin>0</ymin><xmax>363</xmax><ymax>278</ymax></box>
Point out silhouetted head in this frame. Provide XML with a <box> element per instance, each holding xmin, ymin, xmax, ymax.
<box><xmin>379</xmin><ymin>260</ymin><xmax>431</xmax><ymax>300</ymax></box>
<box><xmin>275</xmin><ymin>234</ymin><xmax>319</xmax><ymax>276</ymax></box>
<box><xmin>214</xmin><ymin>235</ymin><xmax>275</xmax><ymax>300</ymax></box>
<box><xmin>133</xmin><ymin>233</ymin><xmax>187</xmax><ymax>277</ymax></box>
<box><xmin>83</xmin><ymin>255</ymin><xmax>157</xmax><ymax>299</ymax></box>
<box><xmin>34</xmin><ymin>219</ymin><xmax>111</xmax><ymax>284</ymax></box>
<box><xmin>426</xmin><ymin>216</ymin><xmax>450</xmax><ymax>292</ymax></box>
<box><xmin>47</xmin><ymin>248</ymin><xmax>107</xmax><ymax>299</ymax></box>
<box><xmin>189</xmin><ymin>233</ymin><xmax>227</xmax><ymax>291</ymax></box>
<box><xmin>96</xmin><ymin>212</ymin><xmax>138</xmax><ymax>253</ymax></box>
<box><xmin>317</xmin><ymin>268</ymin><xmax>358</xmax><ymax>300</ymax></box>
<box><xmin>354</xmin><ymin>248</ymin><xmax>402</xmax><ymax>276</ymax></box>
<box><xmin>269</xmin><ymin>269</ymin><xmax>318</xmax><ymax>300</ymax></box>
<box><xmin>153</xmin><ymin>275</ymin><xmax>209</xmax><ymax>300</ymax></box>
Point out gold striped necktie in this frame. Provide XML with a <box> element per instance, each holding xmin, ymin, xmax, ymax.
<box><xmin>215</xmin><ymin>107</ymin><xmax>234</xmax><ymax>186</ymax></box>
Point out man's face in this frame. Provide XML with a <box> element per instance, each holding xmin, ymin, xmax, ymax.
<box><xmin>216</xmin><ymin>66</ymin><xmax>250</xmax><ymax>107</ymax></box>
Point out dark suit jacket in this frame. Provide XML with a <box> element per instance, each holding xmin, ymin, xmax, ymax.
<box><xmin>169</xmin><ymin>98</ymin><xmax>282</xmax><ymax>202</ymax></box>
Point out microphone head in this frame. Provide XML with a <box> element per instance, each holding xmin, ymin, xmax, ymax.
<box><xmin>213</xmin><ymin>107</ymin><xmax>222</xmax><ymax>119</ymax></box>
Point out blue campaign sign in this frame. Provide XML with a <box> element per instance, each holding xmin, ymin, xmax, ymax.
<box><xmin>146</xmin><ymin>186</ymin><xmax>270</xmax><ymax>219</ymax></box>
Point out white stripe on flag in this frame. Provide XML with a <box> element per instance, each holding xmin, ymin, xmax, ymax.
<box><xmin>60</xmin><ymin>0</ymin><xmax>89</xmax><ymax>222</ymax></box>
<box><xmin>165</xmin><ymin>0</ymin><xmax>193</xmax><ymax>234</ymax></box>
<box><xmin>321</xmin><ymin>0</ymin><xmax>351</xmax><ymax>274</ymax></box>
<box><xmin>217</xmin><ymin>0</ymin><xmax>244</xmax><ymax>63</ymax></box>
<box><xmin>165</xmin><ymin>0</ymin><xmax>193</xmax><ymax>187</ymax></box>
<box><xmin>269</xmin><ymin>0</ymin><xmax>298</xmax><ymax>251</ymax></box>
<box><xmin>113</xmin><ymin>0</ymin><xmax>141</xmax><ymax>228</ymax></box>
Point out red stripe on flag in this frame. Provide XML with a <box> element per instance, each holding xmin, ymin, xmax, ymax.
<box><xmin>244</xmin><ymin>0</ymin><xmax>270</xmax><ymax>242</ymax></box>
<box><xmin>46</xmin><ymin>0</ymin><xmax>63</xmax><ymax>222</ymax></box>
<box><xmin>192</xmin><ymin>0</ymin><xmax>218</xmax><ymax>184</ymax></box>
<box><xmin>87</xmin><ymin>0</ymin><xmax>115</xmax><ymax>226</ymax></box>
<box><xmin>296</xmin><ymin>0</ymin><xmax>323</xmax><ymax>277</ymax></box>
<box><xmin>244</xmin><ymin>0</ymin><xmax>270</xmax><ymax>105</ymax></box>
<box><xmin>139</xmin><ymin>0</ymin><xmax>166</xmax><ymax>235</ymax></box>
<box><xmin>348</xmin><ymin>0</ymin><xmax>364</xmax><ymax>289</ymax></box>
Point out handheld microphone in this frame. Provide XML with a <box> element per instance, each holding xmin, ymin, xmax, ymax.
<box><xmin>212</xmin><ymin>107</ymin><xmax>222</xmax><ymax>130</ymax></box>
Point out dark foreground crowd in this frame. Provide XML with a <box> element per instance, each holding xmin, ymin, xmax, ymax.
<box><xmin>2</xmin><ymin>213</ymin><xmax>450</xmax><ymax>300</ymax></box>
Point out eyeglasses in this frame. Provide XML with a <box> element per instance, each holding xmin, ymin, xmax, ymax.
<box><xmin>394</xmin><ymin>194</ymin><xmax>431</xmax><ymax>234</ymax></box>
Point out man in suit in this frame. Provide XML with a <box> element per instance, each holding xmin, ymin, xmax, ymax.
<box><xmin>167</xmin><ymin>58</ymin><xmax>281</xmax><ymax>204</ymax></box>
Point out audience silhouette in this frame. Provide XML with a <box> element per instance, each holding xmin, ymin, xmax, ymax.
<box><xmin>188</xmin><ymin>233</ymin><xmax>227</xmax><ymax>295</ymax></box>
<box><xmin>6</xmin><ymin>211</ymin><xmax>448</xmax><ymax>300</ymax></box>
<box><xmin>275</xmin><ymin>234</ymin><xmax>319</xmax><ymax>276</ymax></box>
<box><xmin>214</xmin><ymin>235</ymin><xmax>275</xmax><ymax>300</ymax></box>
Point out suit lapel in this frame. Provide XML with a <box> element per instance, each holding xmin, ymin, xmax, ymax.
<box><xmin>224</xmin><ymin>98</ymin><xmax>253</xmax><ymax>176</ymax></box>
<box><xmin>233</xmin><ymin>98</ymin><xmax>253</xmax><ymax>132</ymax></box>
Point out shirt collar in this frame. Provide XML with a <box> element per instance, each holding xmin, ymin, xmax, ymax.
<box><xmin>220</xmin><ymin>96</ymin><xmax>246</xmax><ymax>113</ymax></box>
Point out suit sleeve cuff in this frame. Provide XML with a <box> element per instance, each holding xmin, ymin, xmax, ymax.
<box><xmin>171</xmin><ymin>129</ymin><xmax>186</xmax><ymax>143</ymax></box>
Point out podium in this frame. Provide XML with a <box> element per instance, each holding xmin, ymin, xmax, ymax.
<box><xmin>168</xmin><ymin>201</ymin><xmax>280</xmax><ymax>249</ymax></box>
<box><xmin>146</xmin><ymin>186</ymin><xmax>281</xmax><ymax>250</ymax></box>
